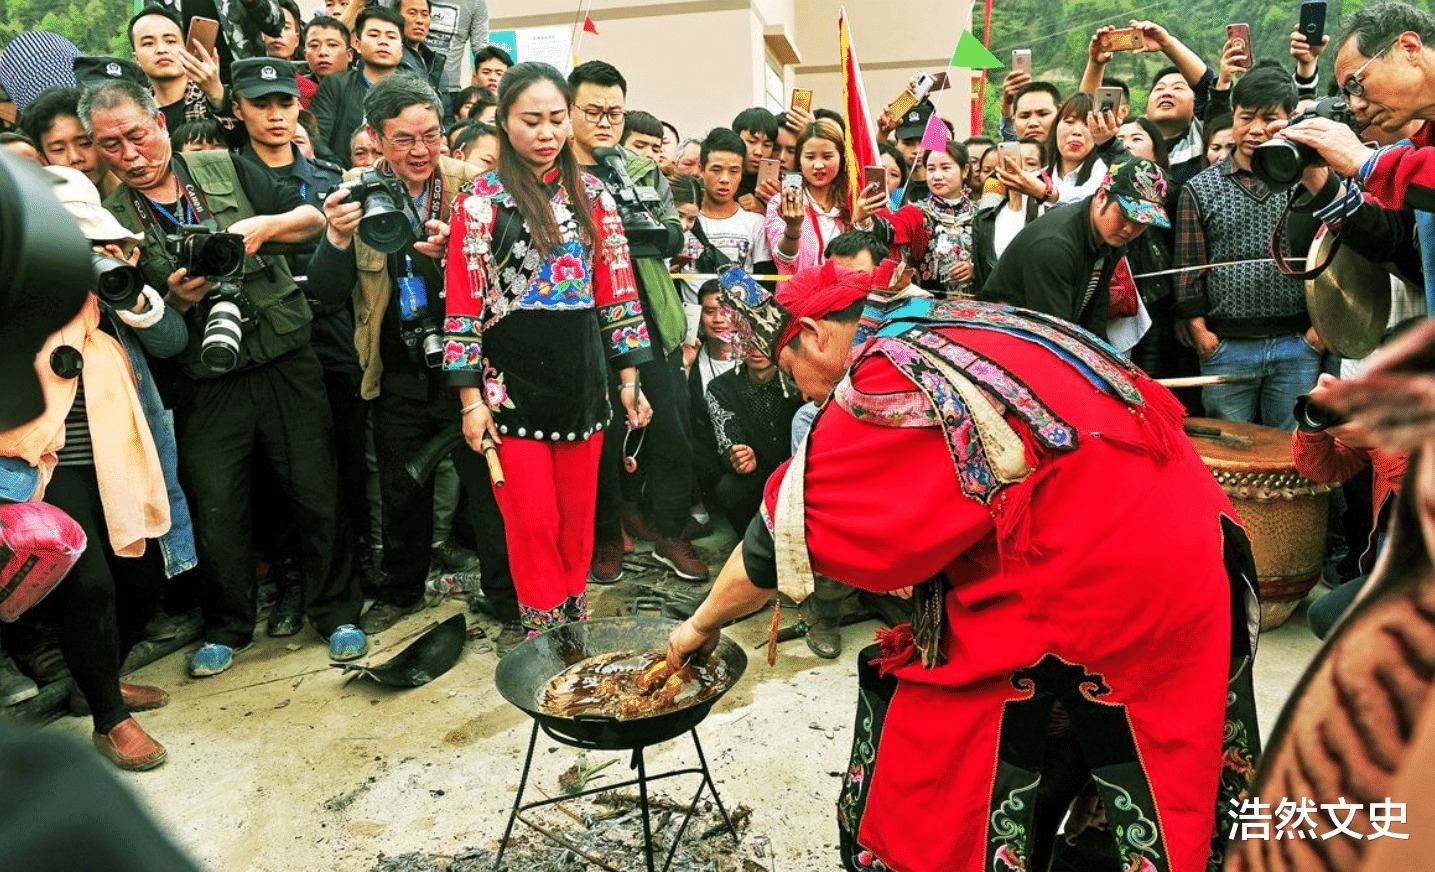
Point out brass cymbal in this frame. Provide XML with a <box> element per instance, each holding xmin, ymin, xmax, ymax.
<box><xmin>1305</xmin><ymin>227</ymin><xmax>1392</xmax><ymax>360</ymax></box>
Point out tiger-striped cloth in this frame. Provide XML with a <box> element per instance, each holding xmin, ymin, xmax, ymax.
<box><xmin>1229</xmin><ymin>445</ymin><xmax>1435</xmax><ymax>872</ymax></box>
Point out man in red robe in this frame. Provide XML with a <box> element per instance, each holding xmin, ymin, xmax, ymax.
<box><xmin>667</xmin><ymin>261</ymin><xmax>1260</xmax><ymax>872</ymax></box>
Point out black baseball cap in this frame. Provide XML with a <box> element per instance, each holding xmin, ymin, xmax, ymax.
<box><xmin>72</xmin><ymin>56</ymin><xmax>147</xmax><ymax>89</ymax></box>
<box><xmin>896</xmin><ymin>100</ymin><xmax>934</xmax><ymax>140</ymax></box>
<box><xmin>231</xmin><ymin>58</ymin><xmax>299</xmax><ymax>100</ymax></box>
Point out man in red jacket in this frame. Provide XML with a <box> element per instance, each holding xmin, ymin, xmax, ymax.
<box><xmin>668</xmin><ymin>263</ymin><xmax>1261</xmax><ymax>872</ymax></box>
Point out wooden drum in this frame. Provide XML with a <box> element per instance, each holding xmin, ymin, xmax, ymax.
<box><xmin>1186</xmin><ymin>418</ymin><xmax>1338</xmax><ymax>631</ymax></box>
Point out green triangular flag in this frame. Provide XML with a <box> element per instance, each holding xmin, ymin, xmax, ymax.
<box><xmin>951</xmin><ymin>30</ymin><xmax>1003</xmax><ymax>69</ymax></box>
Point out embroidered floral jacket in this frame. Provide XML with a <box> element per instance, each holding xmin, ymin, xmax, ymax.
<box><xmin>443</xmin><ymin>169</ymin><xmax>652</xmax><ymax>441</ymax></box>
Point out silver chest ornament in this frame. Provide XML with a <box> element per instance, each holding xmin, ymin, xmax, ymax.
<box><xmin>462</xmin><ymin>195</ymin><xmax>491</xmax><ymax>271</ymax></box>
<box><xmin>601</xmin><ymin>207</ymin><xmax>630</xmax><ymax>272</ymax></box>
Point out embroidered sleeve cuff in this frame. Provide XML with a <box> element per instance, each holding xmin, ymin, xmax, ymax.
<box><xmin>600</xmin><ymin>300</ymin><xmax>653</xmax><ymax>361</ymax></box>
<box><xmin>442</xmin><ymin>315</ymin><xmax>484</xmax><ymax>377</ymax></box>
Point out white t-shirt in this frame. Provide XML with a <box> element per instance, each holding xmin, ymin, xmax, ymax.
<box><xmin>698</xmin><ymin>208</ymin><xmax>770</xmax><ymax>272</ymax></box>
<box><xmin>694</xmin><ymin>346</ymin><xmax>738</xmax><ymax>394</ymax></box>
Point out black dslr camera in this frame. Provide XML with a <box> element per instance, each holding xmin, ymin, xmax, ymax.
<box><xmin>92</xmin><ymin>253</ymin><xmax>145</xmax><ymax>312</ymax></box>
<box><xmin>1293</xmin><ymin>393</ymin><xmax>1347</xmax><ymax>433</ymax></box>
<box><xmin>163</xmin><ymin>225</ymin><xmax>252</xmax><ymax>374</ymax></box>
<box><xmin>1250</xmin><ymin>96</ymin><xmax>1361</xmax><ymax>190</ymax></box>
<box><xmin>337</xmin><ymin>168</ymin><xmax>416</xmax><ymax>254</ymax></box>
<box><xmin>164</xmin><ymin>223</ymin><xmax>246</xmax><ymax>280</ymax></box>
<box><xmin>591</xmin><ymin>146</ymin><xmax>670</xmax><ymax>254</ymax></box>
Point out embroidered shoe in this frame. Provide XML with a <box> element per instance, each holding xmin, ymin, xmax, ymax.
<box><xmin>188</xmin><ymin>642</ymin><xmax>247</xmax><ymax>678</ymax></box>
<box><xmin>328</xmin><ymin>625</ymin><xmax>369</xmax><ymax>661</ymax></box>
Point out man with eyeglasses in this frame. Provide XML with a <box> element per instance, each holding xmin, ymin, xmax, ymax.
<box><xmin>79</xmin><ymin>78</ymin><xmax>366</xmax><ymax>677</ymax></box>
<box><xmin>307</xmin><ymin>74</ymin><xmax>517</xmax><ymax>640</ymax></box>
<box><xmin>565</xmin><ymin>60</ymin><xmax>709</xmax><ymax>584</ymax></box>
<box><xmin>1273</xmin><ymin>2</ymin><xmax>1435</xmax><ymax>218</ymax></box>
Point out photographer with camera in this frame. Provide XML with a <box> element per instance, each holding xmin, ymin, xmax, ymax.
<box><xmin>0</xmin><ymin>165</ymin><xmax>192</xmax><ymax>769</ymax></box>
<box><xmin>565</xmin><ymin>61</ymin><xmax>705</xmax><ymax>584</ymax></box>
<box><xmin>306</xmin><ymin>74</ymin><xmax>517</xmax><ymax>641</ymax></box>
<box><xmin>78</xmin><ymin>78</ymin><xmax>366</xmax><ymax>678</ymax></box>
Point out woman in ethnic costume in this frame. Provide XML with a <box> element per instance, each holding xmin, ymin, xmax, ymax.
<box><xmin>855</xmin><ymin>141</ymin><xmax>980</xmax><ymax>300</ymax></box>
<box><xmin>443</xmin><ymin>62</ymin><xmax>653</xmax><ymax>635</ymax></box>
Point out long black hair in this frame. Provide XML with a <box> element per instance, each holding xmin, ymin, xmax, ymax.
<box><xmin>494</xmin><ymin>62</ymin><xmax>598</xmax><ymax>253</ymax></box>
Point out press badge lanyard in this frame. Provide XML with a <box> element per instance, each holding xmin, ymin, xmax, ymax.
<box><xmin>126</xmin><ymin>158</ymin><xmax>223</xmax><ymax>266</ymax></box>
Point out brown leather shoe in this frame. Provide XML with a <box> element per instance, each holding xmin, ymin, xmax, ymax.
<box><xmin>70</xmin><ymin>682</ymin><xmax>170</xmax><ymax>717</ymax></box>
<box><xmin>589</xmin><ymin>539</ymin><xmax>625</xmax><ymax>584</ymax></box>
<box><xmin>654</xmin><ymin>536</ymin><xmax>710</xmax><ymax>582</ymax></box>
<box><xmin>93</xmin><ymin>717</ymin><xmax>167</xmax><ymax>771</ymax></box>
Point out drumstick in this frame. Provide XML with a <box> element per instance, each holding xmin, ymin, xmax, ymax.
<box><xmin>480</xmin><ymin>435</ymin><xmax>505</xmax><ymax>488</ymax></box>
<box><xmin>1156</xmin><ymin>373</ymin><xmax>1261</xmax><ymax>389</ymax></box>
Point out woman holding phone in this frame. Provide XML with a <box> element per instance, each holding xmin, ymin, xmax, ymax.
<box><xmin>1043</xmin><ymin>92</ymin><xmax>1127</xmax><ymax>203</ymax></box>
<box><xmin>443</xmin><ymin>62</ymin><xmax>653</xmax><ymax>636</ymax></box>
<box><xmin>855</xmin><ymin>140</ymin><xmax>980</xmax><ymax>299</ymax></box>
<box><xmin>766</xmin><ymin>119</ymin><xmax>851</xmax><ymax>274</ymax></box>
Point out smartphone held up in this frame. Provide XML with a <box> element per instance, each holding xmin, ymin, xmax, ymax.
<box><xmin>1226</xmin><ymin>23</ymin><xmax>1252</xmax><ymax>69</ymax></box>
<box><xmin>1097</xmin><ymin>27</ymin><xmax>1144</xmax><ymax>54</ymax></box>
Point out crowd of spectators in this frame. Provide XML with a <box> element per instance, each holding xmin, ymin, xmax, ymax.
<box><xmin>0</xmin><ymin>0</ymin><xmax>1427</xmax><ymax>772</ymax></box>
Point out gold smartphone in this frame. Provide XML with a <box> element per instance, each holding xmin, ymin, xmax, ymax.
<box><xmin>186</xmin><ymin>16</ymin><xmax>219</xmax><ymax>55</ymax></box>
<box><xmin>997</xmin><ymin>141</ymin><xmax>1021</xmax><ymax>174</ymax></box>
<box><xmin>1098</xmin><ymin>27</ymin><xmax>1144</xmax><ymax>53</ymax></box>
<box><xmin>757</xmin><ymin>158</ymin><xmax>781</xmax><ymax>190</ymax></box>
<box><xmin>864</xmin><ymin>165</ymin><xmax>887</xmax><ymax>195</ymax></box>
<box><xmin>790</xmin><ymin>88</ymin><xmax>813</xmax><ymax>114</ymax></box>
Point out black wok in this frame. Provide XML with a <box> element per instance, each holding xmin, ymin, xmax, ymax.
<box><xmin>494</xmin><ymin>616</ymin><xmax>747</xmax><ymax>750</ymax></box>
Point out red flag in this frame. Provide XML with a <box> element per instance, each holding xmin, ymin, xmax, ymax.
<box><xmin>583</xmin><ymin>14</ymin><xmax>599</xmax><ymax>34</ymax></box>
<box><xmin>839</xmin><ymin>8</ymin><xmax>881</xmax><ymax>214</ymax></box>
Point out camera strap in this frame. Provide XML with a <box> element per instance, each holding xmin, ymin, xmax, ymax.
<box><xmin>376</xmin><ymin>160</ymin><xmax>444</xmax><ymax>230</ymax></box>
<box><xmin>169</xmin><ymin>157</ymin><xmax>221</xmax><ymax>230</ymax></box>
<box><xmin>126</xmin><ymin>157</ymin><xmax>221</xmax><ymax>236</ymax></box>
<box><xmin>1271</xmin><ymin>189</ymin><xmax>1340</xmax><ymax>280</ymax></box>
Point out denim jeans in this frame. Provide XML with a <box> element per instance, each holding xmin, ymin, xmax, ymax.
<box><xmin>1198</xmin><ymin>334</ymin><xmax>1322</xmax><ymax>431</ymax></box>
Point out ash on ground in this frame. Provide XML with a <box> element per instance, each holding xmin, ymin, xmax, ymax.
<box><xmin>371</xmin><ymin>790</ymin><xmax>773</xmax><ymax>872</ymax></box>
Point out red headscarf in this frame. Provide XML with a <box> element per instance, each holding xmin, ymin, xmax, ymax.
<box><xmin>774</xmin><ymin>261</ymin><xmax>876</xmax><ymax>351</ymax></box>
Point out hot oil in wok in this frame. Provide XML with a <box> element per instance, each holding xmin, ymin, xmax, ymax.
<box><xmin>539</xmin><ymin>651</ymin><xmax>730</xmax><ymax>720</ymax></box>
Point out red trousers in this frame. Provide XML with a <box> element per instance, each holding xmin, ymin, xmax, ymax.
<box><xmin>491</xmin><ymin>435</ymin><xmax>603</xmax><ymax>631</ymax></box>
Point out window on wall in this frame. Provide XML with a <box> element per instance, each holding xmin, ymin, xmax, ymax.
<box><xmin>764</xmin><ymin>55</ymin><xmax>784</xmax><ymax>113</ymax></box>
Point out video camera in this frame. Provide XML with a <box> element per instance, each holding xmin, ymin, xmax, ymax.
<box><xmin>591</xmin><ymin>147</ymin><xmax>670</xmax><ymax>254</ymax></box>
<box><xmin>1251</xmin><ymin>96</ymin><xmax>1361</xmax><ymax>190</ymax></box>
<box><xmin>0</xmin><ymin>150</ymin><xmax>93</xmax><ymax>429</ymax></box>
<box><xmin>337</xmin><ymin>168</ymin><xmax>416</xmax><ymax>255</ymax></box>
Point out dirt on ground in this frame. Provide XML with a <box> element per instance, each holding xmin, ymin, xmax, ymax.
<box><xmin>45</xmin><ymin>537</ymin><xmax>1322</xmax><ymax>872</ymax></box>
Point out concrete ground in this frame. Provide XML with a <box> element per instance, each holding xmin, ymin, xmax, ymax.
<box><xmin>46</xmin><ymin>541</ymin><xmax>1326</xmax><ymax>872</ymax></box>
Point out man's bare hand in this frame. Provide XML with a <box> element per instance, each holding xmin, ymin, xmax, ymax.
<box><xmin>165</xmin><ymin>267</ymin><xmax>213</xmax><ymax>313</ymax></box>
<box><xmin>413</xmin><ymin>218</ymin><xmax>449</xmax><ymax>260</ymax></box>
